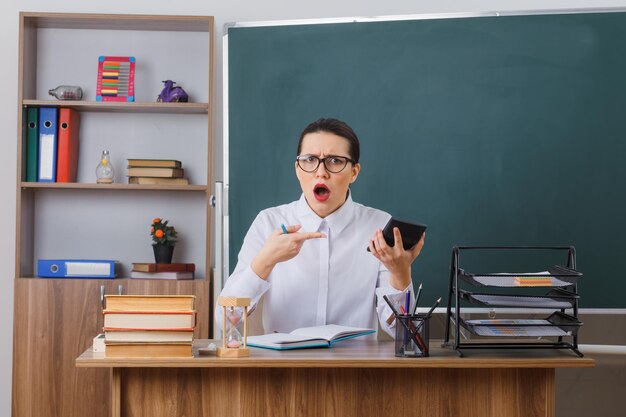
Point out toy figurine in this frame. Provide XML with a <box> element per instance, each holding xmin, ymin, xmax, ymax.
<box><xmin>157</xmin><ymin>80</ymin><xmax>189</xmax><ymax>102</ymax></box>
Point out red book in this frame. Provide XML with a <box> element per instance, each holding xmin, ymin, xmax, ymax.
<box><xmin>56</xmin><ymin>108</ymin><xmax>80</xmax><ymax>182</ymax></box>
<box><xmin>132</xmin><ymin>263</ymin><xmax>195</xmax><ymax>273</ymax></box>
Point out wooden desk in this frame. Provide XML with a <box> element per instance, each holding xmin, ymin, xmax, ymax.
<box><xmin>76</xmin><ymin>339</ymin><xmax>594</xmax><ymax>417</ymax></box>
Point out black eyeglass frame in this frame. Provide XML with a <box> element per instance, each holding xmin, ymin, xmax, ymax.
<box><xmin>296</xmin><ymin>154</ymin><xmax>356</xmax><ymax>173</ymax></box>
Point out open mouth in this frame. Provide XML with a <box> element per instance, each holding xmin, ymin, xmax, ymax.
<box><xmin>313</xmin><ymin>183</ymin><xmax>330</xmax><ymax>202</ymax></box>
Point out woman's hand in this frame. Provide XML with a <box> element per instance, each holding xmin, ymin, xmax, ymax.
<box><xmin>368</xmin><ymin>227</ymin><xmax>425</xmax><ymax>290</ymax></box>
<box><xmin>251</xmin><ymin>224</ymin><xmax>326</xmax><ymax>280</ymax></box>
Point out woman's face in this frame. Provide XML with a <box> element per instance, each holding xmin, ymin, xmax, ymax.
<box><xmin>295</xmin><ymin>131</ymin><xmax>360</xmax><ymax>218</ymax></box>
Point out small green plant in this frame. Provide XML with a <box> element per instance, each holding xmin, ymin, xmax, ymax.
<box><xmin>150</xmin><ymin>217</ymin><xmax>178</xmax><ymax>246</ymax></box>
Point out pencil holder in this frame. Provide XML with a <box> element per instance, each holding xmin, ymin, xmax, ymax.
<box><xmin>395</xmin><ymin>314</ymin><xmax>430</xmax><ymax>357</ymax></box>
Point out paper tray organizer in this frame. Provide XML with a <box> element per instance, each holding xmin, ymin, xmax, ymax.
<box><xmin>443</xmin><ymin>246</ymin><xmax>584</xmax><ymax>357</ymax></box>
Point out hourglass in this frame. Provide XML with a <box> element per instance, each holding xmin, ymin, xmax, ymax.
<box><xmin>217</xmin><ymin>296</ymin><xmax>250</xmax><ymax>357</ymax></box>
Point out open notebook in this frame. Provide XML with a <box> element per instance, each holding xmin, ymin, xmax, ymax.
<box><xmin>247</xmin><ymin>324</ymin><xmax>375</xmax><ymax>350</ymax></box>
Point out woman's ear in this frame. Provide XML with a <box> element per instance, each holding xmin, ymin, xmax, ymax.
<box><xmin>350</xmin><ymin>163</ymin><xmax>361</xmax><ymax>183</ymax></box>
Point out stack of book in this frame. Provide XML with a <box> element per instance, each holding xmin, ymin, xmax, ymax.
<box><xmin>130</xmin><ymin>262</ymin><xmax>195</xmax><ymax>280</ymax></box>
<box><xmin>127</xmin><ymin>158</ymin><xmax>188</xmax><ymax>185</ymax></box>
<box><xmin>103</xmin><ymin>295</ymin><xmax>196</xmax><ymax>357</ymax></box>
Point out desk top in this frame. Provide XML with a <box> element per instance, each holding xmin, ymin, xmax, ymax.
<box><xmin>76</xmin><ymin>339</ymin><xmax>595</xmax><ymax>369</ymax></box>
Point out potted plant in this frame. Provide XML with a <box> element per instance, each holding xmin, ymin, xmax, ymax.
<box><xmin>151</xmin><ymin>217</ymin><xmax>178</xmax><ymax>263</ymax></box>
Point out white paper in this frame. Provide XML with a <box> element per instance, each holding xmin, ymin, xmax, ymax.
<box><xmin>470</xmin><ymin>294</ymin><xmax>572</xmax><ymax>308</ymax></box>
<box><xmin>471</xmin><ymin>325</ymin><xmax>570</xmax><ymax>337</ymax></box>
<box><xmin>466</xmin><ymin>319</ymin><xmax>571</xmax><ymax>337</ymax></box>
<box><xmin>39</xmin><ymin>134</ymin><xmax>55</xmax><ymax>180</ymax></box>
<box><xmin>470</xmin><ymin>271</ymin><xmax>572</xmax><ymax>287</ymax></box>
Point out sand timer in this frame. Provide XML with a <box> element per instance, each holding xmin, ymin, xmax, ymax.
<box><xmin>217</xmin><ymin>296</ymin><xmax>250</xmax><ymax>357</ymax></box>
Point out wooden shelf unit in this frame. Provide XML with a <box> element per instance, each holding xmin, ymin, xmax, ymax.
<box><xmin>12</xmin><ymin>12</ymin><xmax>215</xmax><ymax>417</ymax></box>
<box><xmin>20</xmin><ymin>182</ymin><xmax>209</xmax><ymax>191</ymax></box>
<box><xmin>22</xmin><ymin>99</ymin><xmax>209</xmax><ymax>114</ymax></box>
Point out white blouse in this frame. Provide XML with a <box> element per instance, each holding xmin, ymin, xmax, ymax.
<box><xmin>216</xmin><ymin>193</ymin><xmax>412</xmax><ymax>339</ymax></box>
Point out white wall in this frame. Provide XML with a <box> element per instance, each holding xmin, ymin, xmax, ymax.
<box><xmin>2</xmin><ymin>0</ymin><xmax>626</xmax><ymax>415</ymax></box>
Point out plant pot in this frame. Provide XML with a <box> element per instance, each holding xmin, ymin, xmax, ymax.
<box><xmin>153</xmin><ymin>244</ymin><xmax>174</xmax><ymax>264</ymax></box>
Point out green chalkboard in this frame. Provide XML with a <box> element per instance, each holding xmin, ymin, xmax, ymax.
<box><xmin>227</xmin><ymin>12</ymin><xmax>626</xmax><ymax>308</ymax></box>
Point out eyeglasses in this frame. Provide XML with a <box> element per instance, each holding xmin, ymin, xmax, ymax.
<box><xmin>296</xmin><ymin>154</ymin><xmax>356</xmax><ymax>173</ymax></box>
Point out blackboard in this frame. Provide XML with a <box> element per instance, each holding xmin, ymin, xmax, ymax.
<box><xmin>227</xmin><ymin>11</ymin><xmax>626</xmax><ymax>308</ymax></box>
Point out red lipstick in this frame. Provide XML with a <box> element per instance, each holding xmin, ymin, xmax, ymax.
<box><xmin>313</xmin><ymin>183</ymin><xmax>330</xmax><ymax>202</ymax></box>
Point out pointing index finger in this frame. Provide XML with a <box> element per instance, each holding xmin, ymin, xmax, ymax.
<box><xmin>292</xmin><ymin>231</ymin><xmax>327</xmax><ymax>241</ymax></box>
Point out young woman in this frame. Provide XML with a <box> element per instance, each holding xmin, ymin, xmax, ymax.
<box><xmin>217</xmin><ymin>118</ymin><xmax>425</xmax><ymax>337</ymax></box>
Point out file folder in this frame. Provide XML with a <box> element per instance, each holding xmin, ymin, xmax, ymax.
<box><xmin>25</xmin><ymin>107</ymin><xmax>38</xmax><ymax>182</ymax></box>
<box><xmin>56</xmin><ymin>108</ymin><xmax>80</xmax><ymax>182</ymax></box>
<box><xmin>37</xmin><ymin>259</ymin><xmax>117</xmax><ymax>278</ymax></box>
<box><xmin>38</xmin><ymin>107</ymin><xmax>58</xmax><ymax>182</ymax></box>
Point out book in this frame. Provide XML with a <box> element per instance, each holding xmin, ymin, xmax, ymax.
<box><xmin>246</xmin><ymin>324</ymin><xmax>375</xmax><ymax>350</ymax></box>
<box><xmin>104</xmin><ymin>295</ymin><xmax>196</xmax><ymax>312</ymax></box>
<box><xmin>126</xmin><ymin>167</ymin><xmax>184</xmax><ymax>178</ymax></box>
<box><xmin>132</xmin><ymin>263</ymin><xmax>196</xmax><ymax>273</ymax></box>
<box><xmin>103</xmin><ymin>311</ymin><xmax>196</xmax><ymax>329</ymax></box>
<box><xmin>104</xmin><ymin>329</ymin><xmax>194</xmax><ymax>343</ymax></box>
<box><xmin>130</xmin><ymin>271</ymin><xmax>193</xmax><ymax>280</ymax></box>
<box><xmin>128</xmin><ymin>176</ymin><xmax>189</xmax><ymax>185</ymax></box>
<box><xmin>104</xmin><ymin>342</ymin><xmax>192</xmax><ymax>358</ymax></box>
<box><xmin>127</xmin><ymin>159</ymin><xmax>182</xmax><ymax>168</ymax></box>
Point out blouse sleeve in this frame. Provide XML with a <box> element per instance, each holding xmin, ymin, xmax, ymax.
<box><xmin>375</xmin><ymin>268</ymin><xmax>413</xmax><ymax>339</ymax></box>
<box><xmin>214</xmin><ymin>212</ymin><xmax>272</xmax><ymax>334</ymax></box>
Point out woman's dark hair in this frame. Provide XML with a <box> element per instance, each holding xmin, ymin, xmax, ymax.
<box><xmin>297</xmin><ymin>118</ymin><xmax>360</xmax><ymax>163</ymax></box>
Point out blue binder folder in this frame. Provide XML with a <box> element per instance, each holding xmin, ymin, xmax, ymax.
<box><xmin>37</xmin><ymin>259</ymin><xmax>117</xmax><ymax>278</ymax></box>
<box><xmin>38</xmin><ymin>107</ymin><xmax>58</xmax><ymax>182</ymax></box>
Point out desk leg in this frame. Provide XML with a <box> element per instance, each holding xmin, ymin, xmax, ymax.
<box><xmin>110</xmin><ymin>368</ymin><xmax>121</xmax><ymax>417</ymax></box>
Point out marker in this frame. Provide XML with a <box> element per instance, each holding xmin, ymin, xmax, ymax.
<box><xmin>280</xmin><ymin>224</ymin><xmax>289</xmax><ymax>234</ymax></box>
<box><xmin>412</xmin><ymin>283</ymin><xmax>423</xmax><ymax>314</ymax></box>
<box><xmin>426</xmin><ymin>297</ymin><xmax>442</xmax><ymax>318</ymax></box>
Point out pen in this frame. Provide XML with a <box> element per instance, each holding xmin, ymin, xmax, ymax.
<box><xmin>280</xmin><ymin>224</ymin><xmax>289</xmax><ymax>234</ymax></box>
<box><xmin>405</xmin><ymin>290</ymin><xmax>411</xmax><ymax>315</ymax></box>
<box><xmin>399</xmin><ymin>305</ymin><xmax>409</xmax><ymax>348</ymax></box>
<box><xmin>426</xmin><ymin>297</ymin><xmax>442</xmax><ymax>318</ymax></box>
<box><xmin>412</xmin><ymin>283</ymin><xmax>423</xmax><ymax>315</ymax></box>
